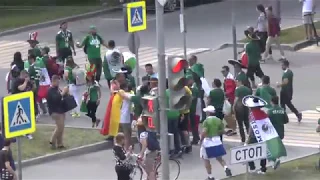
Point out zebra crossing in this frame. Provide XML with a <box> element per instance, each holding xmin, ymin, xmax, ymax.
<box><xmin>224</xmin><ymin>110</ymin><xmax>320</xmax><ymax>148</ymax></box>
<box><xmin>0</xmin><ymin>40</ymin><xmax>211</xmax><ymax>69</ymax></box>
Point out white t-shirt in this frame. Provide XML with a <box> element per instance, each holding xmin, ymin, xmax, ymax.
<box><xmin>302</xmin><ymin>0</ymin><xmax>313</xmax><ymax>13</ymax></box>
<box><xmin>120</xmin><ymin>93</ymin><xmax>133</xmax><ymax>124</ymax></box>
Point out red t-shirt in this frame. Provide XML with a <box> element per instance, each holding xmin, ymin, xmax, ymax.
<box><xmin>268</xmin><ymin>16</ymin><xmax>280</xmax><ymax>37</ymax></box>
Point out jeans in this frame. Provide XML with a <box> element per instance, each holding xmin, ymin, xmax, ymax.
<box><xmin>248</xmin><ymin>137</ymin><xmax>267</xmax><ymax>172</ymax></box>
<box><xmin>235</xmin><ymin>105</ymin><xmax>250</xmax><ymax>142</ymax></box>
<box><xmin>168</xmin><ymin>118</ymin><xmax>181</xmax><ymax>153</ymax></box>
<box><xmin>50</xmin><ymin>113</ymin><xmax>66</xmax><ymax>146</ymax></box>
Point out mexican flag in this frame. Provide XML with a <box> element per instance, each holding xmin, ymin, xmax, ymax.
<box><xmin>250</xmin><ymin>108</ymin><xmax>287</xmax><ymax>161</ymax></box>
<box><xmin>36</xmin><ymin>57</ymin><xmax>51</xmax><ymax>101</ymax></box>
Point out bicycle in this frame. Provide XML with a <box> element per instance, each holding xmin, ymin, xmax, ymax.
<box><xmin>129</xmin><ymin>152</ymin><xmax>181</xmax><ymax>180</ymax></box>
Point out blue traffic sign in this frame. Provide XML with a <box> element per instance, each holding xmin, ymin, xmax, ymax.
<box><xmin>2</xmin><ymin>91</ymin><xmax>36</xmax><ymax>138</ymax></box>
<box><xmin>125</xmin><ymin>1</ymin><xmax>147</xmax><ymax>33</ymax></box>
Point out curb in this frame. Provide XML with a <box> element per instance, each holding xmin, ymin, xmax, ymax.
<box><xmin>216</xmin><ymin>40</ymin><xmax>317</xmax><ymax>52</ymax></box>
<box><xmin>222</xmin><ymin>151</ymin><xmax>320</xmax><ymax>179</ymax></box>
<box><xmin>18</xmin><ymin>137</ymin><xmax>138</xmax><ymax>168</ymax></box>
<box><xmin>0</xmin><ymin>6</ymin><xmax>122</xmax><ymax>37</ymax></box>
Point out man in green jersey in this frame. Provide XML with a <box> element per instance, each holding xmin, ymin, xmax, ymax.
<box><xmin>276</xmin><ymin>60</ymin><xmax>302</xmax><ymax>122</ymax></box>
<box><xmin>234</xmin><ymin>79</ymin><xmax>252</xmax><ymax>143</ymax></box>
<box><xmin>228</xmin><ymin>59</ymin><xmax>251</xmax><ymax>89</ymax></box>
<box><xmin>255</xmin><ymin>75</ymin><xmax>277</xmax><ymax>111</ymax></box>
<box><xmin>244</xmin><ymin>30</ymin><xmax>264</xmax><ymax>89</ymax></box>
<box><xmin>56</xmin><ymin>22</ymin><xmax>76</xmax><ymax>63</ymax></box>
<box><xmin>267</xmin><ymin>96</ymin><xmax>288</xmax><ymax>170</ymax></box>
<box><xmin>200</xmin><ymin>105</ymin><xmax>232</xmax><ymax>180</ymax></box>
<box><xmin>27</xmin><ymin>32</ymin><xmax>41</xmax><ymax>57</ymax></box>
<box><xmin>76</xmin><ymin>25</ymin><xmax>108</xmax><ymax>83</ymax></box>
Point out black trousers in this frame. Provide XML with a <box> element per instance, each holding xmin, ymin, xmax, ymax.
<box><xmin>89</xmin><ymin>58</ymin><xmax>102</xmax><ymax>82</ymax></box>
<box><xmin>58</xmin><ymin>48</ymin><xmax>72</xmax><ymax>63</ymax></box>
<box><xmin>246</xmin><ymin>64</ymin><xmax>264</xmax><ymax>82</ymax></box>
<box><xmin>215</xmin><ymin>108</ymin><xmax>224</xmax><ymax>142</ymax></box>
<box><xmin>280</xmin><ymin>91</ymin><xmax>299</xmax><ymax>116</ymax></box>
<box><xmin>115</xmin><ymin>166</ymin><xmax>131</xmax><ymax>180</ymax></box>
<box><xmin>257</xmin><ymin>31</ymin><xmax>272</xmax><ymax>55</ymax></box>
<box><xmin>189</xmin><ymin>113</ymin><xmax>200</xmax><ymax>142</ymax></box>
<box><xmin>248</xmin><ymin>137</ymin><xmax>267</xmax><ymax>172</ymax></box>
<box><xmin>86</xmin><ymin>101</ymin><xmax>98</xmax><ymax>123</ymax></box>
<box><xmin>235</xmin><ymin>105</ymin><xmax>250</xmax><ymax>142</ymax></box>
<box><xmin>168</xmin><ymin>118</ymin><xmax>181</xmax><ymax>152</ymax></box>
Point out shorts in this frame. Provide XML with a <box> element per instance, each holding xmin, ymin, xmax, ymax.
<box><xmin>303</xmin><ymin>13</ymin><xmax>314</xmax><ymax>25</ymax></box>
<box><xmin>58</xmin><ymin>48</ymin><xmax>72</xmax><ymax>62</ymax></box>
<box><xmin>144</xmin><ymin>151</ymin><xmax>158</xmax><ymax>172</ymax></box>
<box><xmin>178</xmin><ymin>113</ymin><xmax>190</xmax><ymax>131</ymax></box>
<box><xmin>200</xmin><ymin>137</ymin><xmax>226</xmax><ymax>160</ymax></box>
<box><xmin>119</xmin><ymin>123</ymin><xmax>132</xmax><ymax>139</ymax></box>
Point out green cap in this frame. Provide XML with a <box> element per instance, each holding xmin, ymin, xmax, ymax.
<box><xmin>90</xmin><ymin>25</ymin><xmax>96</xmax><ymax>29</ymax></box>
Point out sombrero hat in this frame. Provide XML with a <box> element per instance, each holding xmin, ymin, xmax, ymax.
<box><xmin>203</xmin><ymin>105</ymin><xmax>216</xmax><ymax>113</ymax></box>
<box><xmin>242</xmin><ymin>95</ymin><xmax>267</xmax><ymax>108</ymax></box>
<box><xmin>228</xmin><ymin>59</ymin><xmax>246</xmax><ymax>69</ymax></box>
<box><xmin>27</xmin><ymin>32</ymin><xmax>39</xmax><ymax>44</ymax></box>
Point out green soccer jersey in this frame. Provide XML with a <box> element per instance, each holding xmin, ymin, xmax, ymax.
<box><xmin>268</xmin><ymin>105</ymin><xmax>289</xmax><ymax>139</ymax></box>
<box><xmin>202</xmin><ymin>116</ymin><xmax>224</xmax><ymax>137</ymax></box>
<box><xmin>245</xmin><ymin>40</ymin><xmax>261</xmax><ymax>66</ymax></box>
<box><xmin>208</xmin><ymin>88</ymin><xmax>225</xmax><ymax>109</ymax></box>
<box><xmin>166</xmin><ymin>89</ymin><xmax>180</xmax><ymax>120</ymax></box>
<box><xmin>88</xmin><ymin>82</ymin><xmax>99</xmax><ymax>102</ymax></box>
<box><xmin>82</xmin><ymin>34</ymin><xmax>104</xmax><ymax>59</ymax></box>
<box><xmin>255</xmin><ymin>85</ymin><xmax>277</xmax><ymax>109</ymax></box>
<box><xmin>28</xmin><ymin>64</ymin><xmax>41</xmax><ymax>88</ymax></box>
<box><xmin>281</xmin><ymin>69</ymin><xmax>293</xmax><ymax>94</ymax></box>
<box><xmin>28</xmin><ymin>47</ymin><xmax>41</xmax><ymax>57</ymax></box>
<box><xmin>56</xmin><ymin>30</ymin><xmax>73</xmax><ymax>49</ymax></box>
<box><xmin>65</xmin><ymin>66</ymin><xmax>75</xmax><ymax>84</ymax></box>
<box><xmin>190</xmin><ymin>84</ymin><xmax>200</xmax><ymax>115</ymax></box>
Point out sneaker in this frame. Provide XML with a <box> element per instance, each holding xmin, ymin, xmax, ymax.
<box><xmin>95</xmin><ymin>119</ymin><xmax>101</xmax><ymax>127</ymax></box>
<box><xmin>267</xmin><ymin>55</ymin><xmax>274</xmax><ymax>61</ymax></box>
<box><xmin>297</xmin><ymin>113</ymin><xmax>302</xmax><ymax>123</ymax></box>
<box><xmin>206</xmin><ymin>177</ymin><xmax>215</xmax><ymax>180</ymax></box>
<box><xmin>225</xmin><ymin>167</ymin><xmax>232</xmax><ymax>177</ymax></box>
<box><xmin>226</xmin><ymin>130</ymin><xmax>237</xmax><ymax>136</ymax></box>
<box><xmin>72</xmin><ymin>113</ymin><xmax>80</xmax><ymax>118</ymax></box>
<box><xmin>273</xmin><ymin>159</ymin><xmax>281</xmax><ymax>170</ymax></box>
<box><xmin>256</xmin><ymin>170</ymin><xmax>266</xmax><ymax>175</ymax></box>
<box><xmin>248</xmin><ymin>169</ymin><xmax>256</xmax><ymax>173</ymax></box>
<box><xmin>25</xmin><ymin>134</ymin><xmax>33</xmax><ymax>140</ymax></box>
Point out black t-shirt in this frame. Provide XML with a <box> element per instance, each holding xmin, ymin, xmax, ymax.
<box><xmin>12</xmin><ymin>78</ymin><xmax>33</xmax><ymax>94</ymax></box>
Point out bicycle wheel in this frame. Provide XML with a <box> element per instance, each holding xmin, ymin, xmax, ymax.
<box><xmin>130</xmin><ymin>165</ymin><xmax>143</xmax><ymax>180</ymax></box>
<box><xmin>156</xmin><ymin>159</ymin><xmax>181</xmax><ymax>180</ymax></box>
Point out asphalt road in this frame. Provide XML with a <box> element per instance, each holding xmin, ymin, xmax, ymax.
<box><xmin>0</xmin><ymin>0</ymin><xmax>309</xmax><ymax>48</ymax></box>
<box><xmin>22</xmin><ymin>142</ymin><xmax>318</xmax><ymax>180</ymax></box>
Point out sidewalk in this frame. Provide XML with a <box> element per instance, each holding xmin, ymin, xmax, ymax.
<box><xmin>21</xmin><ymin>142</ymin><xmax>318</xmax><ymax>180</ymax></box>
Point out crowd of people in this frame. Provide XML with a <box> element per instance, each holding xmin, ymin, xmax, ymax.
<box><xmin>0</xmin><ymin>1</ymin><xmax>317</xmax><ymax>180</ymax></box>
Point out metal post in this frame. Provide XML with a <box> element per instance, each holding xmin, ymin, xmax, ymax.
<box><xmin>17</xmin><ymin>137</ymin><xmax>23</xmax><ymax>180</ymax></box>
<box><xmin>231</xmin><ymin>0</ymin><xmax>238</xmax><ymax>75</ymax></box>
<box><xmin>155</xmin><ymin>0</ymin><xmax>169</xmax><ymax>180</ymax></box>
<box><xmin>133</xmin><ymin>33</ymin><xmax>140</xmax><ymax>86</ymax></box>
<box><xmin>180</xmin><ymin>0</ymin><xmax>187</xmax><ymax>59</ymax></box>
<box><xmin>245</xmin><ymin>163</ymin><xmax>249</xmax><ymax>180</ymax></box>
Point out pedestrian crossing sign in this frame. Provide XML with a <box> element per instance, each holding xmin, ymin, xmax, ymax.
<box><xmin>125</xmin><ymin>1</ymin><xmax>147</xmax><ymax>33</ymax></box>
<box><xmin>2</xmin><ymin>91</ymin><xmax>36</xmax><ymax>138</ymax></box>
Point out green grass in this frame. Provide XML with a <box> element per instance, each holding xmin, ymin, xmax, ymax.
<box><xmin>240</xmin><ymin>21</ymin><xmax>320</xmax><ymax>44</ymax></box>
<box><xmin>0</xmin><ymin>1</ymin><xmax>120</xmax><ymax>32</ymax></box>
<box><xmin>226</xmin><ymin>154</ymin><xmax>320</xmax><ymax>180</ymax></box>
<box><xmin>10</xmin><ymin>125</ymin><xmax>105</xmax><ymax>160</ymax></box>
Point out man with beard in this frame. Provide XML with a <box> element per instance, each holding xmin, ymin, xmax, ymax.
<box><xmin>56</xmin><ymin>21</ymin><xmax>76</xmax><ymax>63</ymax></box>
<box><xmin>76</xmin><ymin>25</ymin><xmax>108</xmax><ymax>84</ymax></box>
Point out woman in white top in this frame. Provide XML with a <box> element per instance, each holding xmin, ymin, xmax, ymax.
<box><xmin>256</xmin><ymin>4</ymin><xmax>272</xmax><ymax>60</ymax></box>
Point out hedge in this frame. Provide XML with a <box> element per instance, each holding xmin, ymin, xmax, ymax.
<box><xmin>0</xmin><ymin>0</ymin><xmax>104</xmax><ymax>6</ymax></box>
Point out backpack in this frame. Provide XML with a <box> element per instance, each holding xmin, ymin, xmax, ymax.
<box><xmin>72</xmin><ymin>67</ymin><xmax>86</xmax><ymax>85</ymax></box>
<box><xmin>146</xmin><ymin>132</ymin><xmax>160</xmax><ymax>151</ymax></box>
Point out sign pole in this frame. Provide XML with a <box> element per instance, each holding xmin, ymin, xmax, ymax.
<box><xmin>180</xmin><ymin>0</ymin><xmax>187</xmax><ymax>59</ymax></box>
<box><xmin>155</xmin><ymin>0</ymin><xmax>170</xmax><ymax>179</ymax></box>
<box><xmin>133</xmin><ymin>33</ymin><xmax>140</xmax><ymax>86</ymax></box>
<box><xmin>231</xmin><ymin>0</ymin><xmax>238</xmax><ymax>75</ymax></box>
<box><xmin>17</xmin><ymin>136</ymin><xmax>23</xmax><ymax>180</ymax></box>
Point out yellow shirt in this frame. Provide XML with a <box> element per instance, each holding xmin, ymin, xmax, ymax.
<box><xmin>180</xmin><ymin>86</ymin><xmax>192</xmax><ymax>114</ymax></box>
